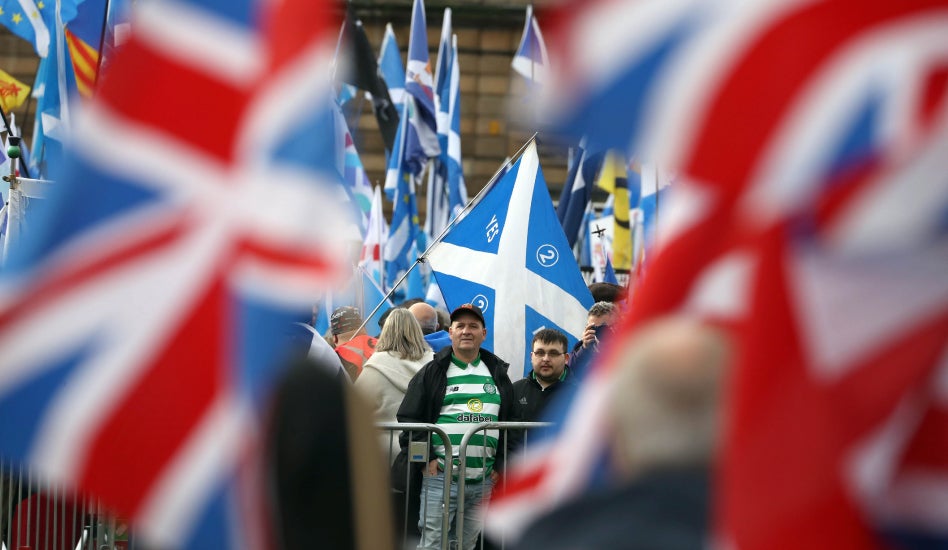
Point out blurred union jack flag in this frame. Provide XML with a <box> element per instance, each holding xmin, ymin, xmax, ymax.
<box><xmin>489</xmin><ymin>1</ymin><xmax>948</xmax><ymax>549</ymax></box>
<box><xmin>0</xmin><ymin>0</ymin><xmax>353</xmax><ymax>547</ymax></box>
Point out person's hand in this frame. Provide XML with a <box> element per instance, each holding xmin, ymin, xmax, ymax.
<box><xmin>581</xmin><ymin>324</ymin><xmax>599</xmax><ymax>348</ymax></box>
<box><xmin>427</xmin><ymin>459</ymin><xmax>439</xmax><ymax>476</ymax></box>
<box><xmin>489</xmin><ymin>470</ymin><xmax>500</xmax><ymax>484</ymax></box>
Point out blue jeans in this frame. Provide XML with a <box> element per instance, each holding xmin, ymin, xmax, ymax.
<box><xmin>417</xmin><ymin>471</ymin><xmax>493</xmax><ymax>550</ymax></box>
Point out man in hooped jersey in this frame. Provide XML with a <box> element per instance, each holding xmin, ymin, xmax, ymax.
<box><xmin>397</xmin><ymin>303</ymin><xmax>517</xmax><ymax>550</ymax></box>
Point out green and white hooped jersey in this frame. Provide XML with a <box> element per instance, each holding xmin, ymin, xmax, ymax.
<box><xmin>431</xmin><ymin>354</ymin><xmax>501</xmax><ymax>481</ymax></box>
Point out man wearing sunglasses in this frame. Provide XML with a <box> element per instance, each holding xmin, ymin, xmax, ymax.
<box><xmin>514</xmin><ymin>328</ymin><xmax>576</xmax><ymax>422</ymax></box>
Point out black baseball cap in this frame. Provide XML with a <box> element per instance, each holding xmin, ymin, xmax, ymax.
<box><xmin>450</xmin><ymin>303</ymin><xmax>485</xmax><ymax>326</ymax></box>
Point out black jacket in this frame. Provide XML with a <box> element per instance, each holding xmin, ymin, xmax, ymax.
<box><xmin>396</xmin><ymin>346</ymin><xmax>517</xmax><ymax>473</ymax></box>
<box><xmin>512</xmin><ymin>367</ymin><xmax>576</xmax><ymax>422</ymax></box>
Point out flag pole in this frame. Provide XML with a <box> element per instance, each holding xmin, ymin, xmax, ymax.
<box><xmin>0</xmin><ymin>106</ymin><xmax>31</xmax><ymax>179</ymax></box>
<box><xmin>354</xmin><ymin>132</ymin><xmax>539</xmax><ymax>335</ymax></box>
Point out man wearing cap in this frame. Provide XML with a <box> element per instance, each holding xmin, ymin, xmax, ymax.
<box><xmin>397</xmin><ymin>303</ymin><xmax>517</xmax><ymax>550</ymax></box>
<box><xmin>331</xmin><ymin>306</ymin><xmax>377</xmax><ymax>381</ymax></box>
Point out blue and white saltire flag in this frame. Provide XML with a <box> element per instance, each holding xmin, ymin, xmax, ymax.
<box><xmin>556</xmin><ymin>140</ymin><xmax>603</xmax><ymax>249</ymax></box>
<box><xmin>378</xmin><ymin>23</ymin><xmax>405</xmax><ymax>119</ymax></box>
<box><xmin>427</xmin><ymin>142</ymin><xmax>593</xmax><ymax>379</ymax></box>
<box><xmin>511</xmin><ymin>5</ymin><xmax>548</xmax><ymax>85</ymax></box>
<box><xmin>0</xmin><ymin>0</ymin><xmax>50</xmax><ymax>56</ymax></box>
<box><xmin>424</xmin><ymin>8</ymin><xmax>453</xmax><ymax>242</ymax></box>
<box><xmin>445</xmin><ymin>34</ymin><xmax>467</xmax><ymax>222</ymax></box>
<box><xmin>403</xmin><ymin>0</ymin><xmax>440</xmax><ymax>162</ymax></box>
<box><xmin>384</xmin><ymin>112</ymin><xmax>420</xmax><ymax>291</ymax></box>
<box><xmin>602</xmin><ymin>255</ymin><xmax>618</xmax><ymax>284</ymax></box>
<box><xmin>638</xmin><ymin>162</ymin><xmax>673</xmax><ymax>252</ymax></box>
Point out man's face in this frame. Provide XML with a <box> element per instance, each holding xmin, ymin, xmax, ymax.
<box><xmin>449</xmin><ymin>313</ymin><xmax>486</xmax><ymax>354</ymax></box>
<box><xmin>531</xmin><ymin>339</ymin><xmax>567</xmax><ymax>384</ymax></box>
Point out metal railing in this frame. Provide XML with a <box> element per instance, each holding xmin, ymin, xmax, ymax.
<box><xmin>377</xmin><ymin>421</ymin><xmax>551</xmax><ymax>550</ymax></box>
<box><xmin>0</xmin><ymin>459</ymin><xmax>128</xmax><ymax>550</ymax></box>
<box><xmin>376</xmin><ymin>422</ymin><xmax>454</xmax><ymax>550</ymax></box>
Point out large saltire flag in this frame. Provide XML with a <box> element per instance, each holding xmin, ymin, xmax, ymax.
<box><xmin>490</xmin><ymin>1</ymin><xmax>948</xmax><ymax>549</ymax></box>
<box><xmin>0</xmin><ymin>1</ymin><xmax>355</xmax><ymax>549</ymax></box>
<box><xmin>511</xmin><ymin>5</ymin><xmax>549</xmax><ymax>84</ymax></box>
<box><xmin>0</xmin><ymin>68</ymin><xmax>30</xmax><ymax>111</ymax></box>
<box><xmin>403</xmin><ymin>0</ymin><xmax>440</xmax><ymax>163</ymax></box>
<box><xmin>445</xmin><ymin>34</ymin><xmax>468</xmax><ymax>223</ymax></box>
<box><xmin>427</xmin><ymin>141</ymin><xmax>593</xmax><ymax>379</ymax></box>
<box><xmin>424</xmin><ymin>7</ymin><xmax>453</xmax><ymax>242</ymax></box>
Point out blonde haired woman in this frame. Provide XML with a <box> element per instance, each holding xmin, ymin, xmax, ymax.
<box><xmin>355</xmin><ymin>308</ymin><xmax>434</xmax><ymax>463</ymax></box>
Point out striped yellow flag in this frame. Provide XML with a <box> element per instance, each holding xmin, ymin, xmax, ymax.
<box><xmin>0</xmin><ymin>69</ymin><xmax>31</xmax><ymax>112</ymax></box>
<box><xmin>596</xmin><ymin>150</ymin><xmax>632</xmax><ymax>270</ymax></box>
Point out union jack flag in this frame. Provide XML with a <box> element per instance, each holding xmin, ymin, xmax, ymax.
<box><xmin>489</xmin><ymin>1</ymin><xmax>948</xmax><ymax>548</ymax></box>
<box><xmin>0</xmin><ymin>0</ymin><xmax>352</xmax><ymax>547</ymax></box>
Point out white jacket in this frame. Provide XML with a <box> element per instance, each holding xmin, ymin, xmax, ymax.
<box><xmin>354</xmin><ymin>348</ymin><xmax>434</xmax><ymax>463</ymax></box>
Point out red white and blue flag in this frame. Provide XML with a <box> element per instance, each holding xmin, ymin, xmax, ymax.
<box><xmin>0</xmin><ymin>0</ymin><xmax>352</xmax><ymax>547</ymax></box>
<box><xmin>489</xmin><ymin>1</ymin><xmax>948</xmax><ymax>548</ymax></box>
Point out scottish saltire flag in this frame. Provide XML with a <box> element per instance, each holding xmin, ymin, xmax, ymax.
<box><xmin>384</xmin><ymin>111</ymin><xmax>421</xmax><ymax>291</ymax></box>
<box><xmin>491</xmin><ymin>1</ymin><xmax>948</xmax><ymax>548</ymax></box>
<box><xmin>602</xmin><ymin>255</ymin><xmax>618</xmax><ymax>285</ymax></box>
<box><xmin>427</xmin><ymin>141</ymin><xmax>592</xmax><ymax>379</ymax></box>
<box><xmin>511</xmin><ymin>5</ymin><xmax>548</xmax><ymax>84</ymax></box>
<box><xmin>360</xmin><ymin>185</ymin><xmax>387</xmax><ymax>286</ymax></box>
<box><xmin>637</xmin><ymin>162</ymin><xmax>672</xmax><ymax>257</ymax></box>
<box><xmin>333</xmin><ymin>99</ymin><xmax>373</xmax><ymax>230</ymax></box>
<box><xmin>378</xmin><ymin>23</ymin><xmax>405</xmax><ymax>119</ymax></box>
<box><xmin>0</xmin><ymin>1</ymin><xmax>353</xmax><ymax>548</ymax></box>
<box><xmin>0</xmin><ymin>0</ymin><xmax>50</xmax><ymax>56</ymax></box>
<box><xmin>556</xmin><ymin>140</ymin><xmax>602</xmax><ymax>249</ymax></box>
<box><xmin>445</xmin><ymin>34</ymin><xmax>468</xmax><ymax>222</ymax></box>
<box><xmin>403</xmin><ymin>0</ymin><xmax>440</xmax><ymax>163</ymax></box>
<box><xmin>424</xmin><ymin>8</ymin><xmax>453</xmax><ymax>242</ymax></box>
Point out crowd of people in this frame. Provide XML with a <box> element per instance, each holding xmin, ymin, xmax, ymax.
<box><xmin>289</xmin><ymin>281</ymin><xmax>673</xmax><ymax>550</ymax></box>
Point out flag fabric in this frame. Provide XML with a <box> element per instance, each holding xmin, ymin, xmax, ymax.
<box><xmin>360</xmin><ymin>185</ymin><xmax>387</xmax><ymax>287</ymax></box>
<box><xmin>333</xmin><ymin>99</ymin><xmax>374</xmax><ymax>231</ymax></box>
<box><xmin>445</xmin><ymin>34</ymin><xmax>468</xmax><ymax>222</ymax></box>
<box><xmin>595</xmin><ymin>151</ymin><xmax>634</xmax><ymax>270</ymax></box>
<box><xmin>426</xmin><ymin>141</ymin><xmax>593</xmax><ymax>379</ymax></box>
<box><xmin>63</xmin><ymin>0</ymin><xmax>108</xmax><ymax>98</ymax></box>
<box><xmin>0</xmin><ymin>68</ymin><xmax>30</xmax><ymax>111</ymax></box>
<box><xmin>0</xmin><ymin>2</ymin><xmax>353</xmax><ymax>549</ymax></box>
<box><xmin>424</xmin><ymin>8</ymin><xmax>453</xmax><ymax>242</ymax></box>
<box><xmin>511</xmin><ymin>5</ymin><xmax>549</xmax><ymax>84</ymax></box>
<box><xmin>383</xmin><ymin>111</ymin><xmax>421</xmax><ymax>292</ymax></box>
<box><xmin>602</xmin><ymin>255</ymin><xmax>618</xmax><ymax>285</ymax></box>
<box><xmin>556</xmin><ymin>141</ymin><xmax>603</xmax><ymax>249</ymax></box>
<box><xmin>403</xmin><ymin>0</ymin><xmax>440</xmax><ymax>163</ymax></box>
<box><xmin>0</xmin><ymin>0</ymin><xmax>50</xmax><ymax>56</ymax></box>
<box><xmin>378</xmin><ymin>23</ymin><xmax>405</xmax><ymax>119</ymax></box>
<box><xmin>490</xmin><ymin>1</ymin><xmax>948</xmax><ymax>548</ymax></box>
<box><xmin>341</xmin><ymin>18</ymin><xmax>400</xmax><ymax>153</ymax></box>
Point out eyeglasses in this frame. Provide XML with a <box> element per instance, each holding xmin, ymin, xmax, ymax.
<box><xmin>532</xmin><ymin>350</ymin><xmax>564</xmax><ymax>358</ymax></box>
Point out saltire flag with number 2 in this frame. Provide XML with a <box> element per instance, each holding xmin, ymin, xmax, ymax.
<box><xmin>488</xmin><ymin>1</ymin><xmax>948</xmax><ymax>549</ymax></box>
<box><xmin>0</xmin><ymin>0</ymin><xmax>355</xmax><ymax>548</ymax></box>
<box><xmin>426</xmin><ymin>142</ymin><xmax>593</xmax><ymax>379</ymax></box>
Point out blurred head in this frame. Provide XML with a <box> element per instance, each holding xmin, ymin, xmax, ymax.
<box><xmin>449</xmin><ymin>304</ymin><xmax>487</xmax><ymax>360</ymax></box>
<box><xmin>530</xmin><ymin>328</ymin><xmax>569</xmax><ymax>387</ymax></box>
<box><xmin>331</xmin><ymin>306</ymin><xmax>365</xmax><ymax>345</ymax></box>
<box><xmin>375</xmin><ymin>308</ymin><xmax>430</xmax><ymax>362</ymax></box>
<box><xmin>587</xmin><ymin>301</ymin><xmax>618</xmax><ymax>328</ymax></box>
<box><xmin>607</xmin><ymin>317</ymin><xmax>730</xmax><ymax>478</ymax></box>
<box><xmin>408</xmin><ymin>302</ymin><xmax>439</xmax><ymax>335</ymax></box>
<box><xmin>588</xmin><ymin>282</ymin><xmax>624</xmax><ymax>304</ymax></box>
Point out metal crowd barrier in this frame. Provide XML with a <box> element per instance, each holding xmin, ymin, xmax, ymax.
<box><xmin>377</xmin><ymin>421</ymin><xmax>552</xmax><ymax>550</ymax></box>
<box><xmin>0</xmin><ymin>459</ymin><xmax>129</xmax><ymax>550</ymax></box>
<box><xmin>376</xmin><ymin>422</ymin><xmax>454</xmax><ymax>550</ymax></box>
